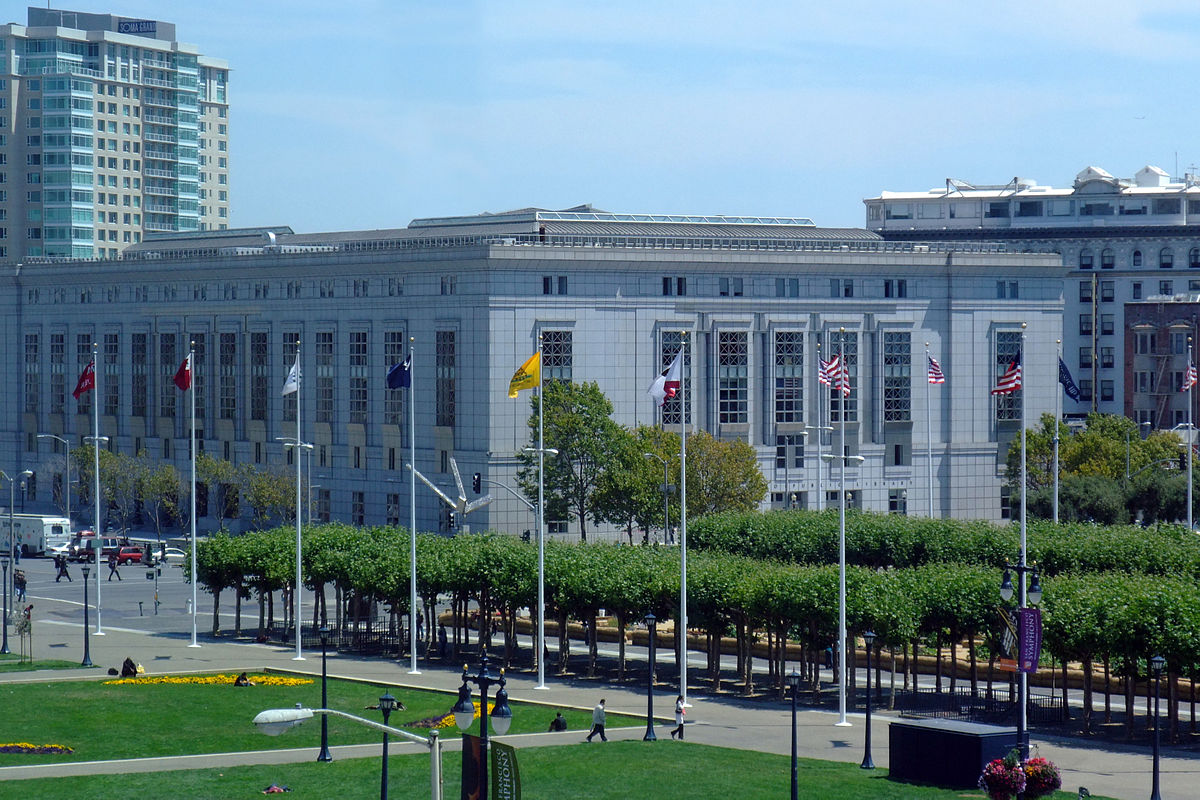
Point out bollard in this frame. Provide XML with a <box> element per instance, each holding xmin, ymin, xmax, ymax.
<box><xmin>138</xmin><ymin>601</ymin><xmax>143</xmax><ymax>616</ymax></box>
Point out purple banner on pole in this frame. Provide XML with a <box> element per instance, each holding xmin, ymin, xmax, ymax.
<box><xmin>1018</xmin><ymin>607</ymin><xmax>1042</xmax><ymax>673</ymax></box>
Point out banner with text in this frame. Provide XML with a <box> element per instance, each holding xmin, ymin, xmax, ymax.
<box><xmin>1018</xmin><ymin>608</ymin><xmax>1042</xmax><ymax>674</ymax></box>
<box><xmin>490</xmin><ymin>740</ymin><xmax>521</xmax><ymax>800</ymax></box>
<box><xmin>461</xmin><ymin>733</ymin><xmax>481</xmax><ymax>800</ymax></box>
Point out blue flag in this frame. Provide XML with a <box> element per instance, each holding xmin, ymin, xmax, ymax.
<box><xmin>1058</xmin><ymin>357</ymin><xmax>1080</xmax><ymax>401</ymax></box>
<box><xmin>387</xmin><ymin>353</ymin><xmax>411</xmax><ymax>389</ymax></box>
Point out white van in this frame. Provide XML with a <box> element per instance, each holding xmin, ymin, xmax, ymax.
<box><xmin>0</xmin><ymin>514</ymin><xmax>72</xmax><ymax>557</ymax></box>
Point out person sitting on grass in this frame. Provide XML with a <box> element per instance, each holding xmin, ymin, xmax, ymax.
<box><xmin>549</xmin><ymin>711</ymin><xmax>568</xmax><ymax>732</ymax></box>
<box><xmin>234</xmin><ymin>672</ymin><xmax>256</xmax><ymax>686</ymax></box>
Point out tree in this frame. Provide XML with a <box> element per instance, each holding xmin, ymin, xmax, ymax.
<box><xmin>240</xmin><ymin>463</ymin><xmax>297</xmax><ymax>530</ymax></box>
<box><xmin>684</xmin><ymin>431</ymin><xmax>768</xmax><ymax>516</ymax></box>
<box><xmin>518</xmin><ymin>380</ymin><xmax>622</xmax><ymax>542</ymax></box>
<box><xmin>197</xmin><ymin>452</ymin><xmax>238</xmax><ymax>525</ymax></box>
<box><xmin>592</xmin><ymin>426</ymin><xmax>669</xmax><ymax>544</ymax></box>
<box><xmin>73</xmin><ymin>443</ymin><xmax>121</xmax><ymax>531</ymax></box>
<box><xmin>140</xmin><ymin>461</ymin><xmax>182</xmax><ymax>539</ymax></box>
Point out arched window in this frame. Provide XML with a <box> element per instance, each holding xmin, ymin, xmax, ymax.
<box><xmin>1101</xmin><ymin>248</ymin><xmax>1114</xmax><ymax>269</ymax></box>
<box><xmin>1079</xmin><ymin>249</ymin><xmax>1093</xmax><ymax>269</ymax></box>
<box><xmin>1133</xmin><ymin>249</ymin><xmax>1143</xmax><ymax>267</ymax></box>
<box><xmin>1160</xmin><ymin>248</ymin><xmax>1174</xmax><ymax>269</ymax></box>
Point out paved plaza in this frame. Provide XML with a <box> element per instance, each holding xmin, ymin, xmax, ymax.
<box><xmin>0</xmin><ymin>556</ymin><xmax>1197</xmax><ymax>799</ymax></box>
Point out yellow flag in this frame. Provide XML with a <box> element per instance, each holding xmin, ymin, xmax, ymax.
<box><xmin>508</xmin><ymin>351</ymin><xmax>541</xmax><ymax>398</ymax></box>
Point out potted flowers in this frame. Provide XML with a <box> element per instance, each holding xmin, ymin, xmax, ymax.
<box><xmin>978</xmin><ymin>750</ymin><xmax>1025</xmax><ymax>800</ymax></box>
<box><xmin>979</xmin><ymin>750</ymin><xmax>1063</xmax><ymax>800</ymax></box>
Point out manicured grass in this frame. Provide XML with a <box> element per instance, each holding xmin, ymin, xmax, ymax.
<box><xmin>3</xmin><ymin>741</ymin><xmax>1110</xmax><ymax>800</ymax></box>
<box><xmin>0</xmin><ymin>674</ymin><xmax>628</xmax><ymax>766</ymax></box>
<box><xmin>0</xmin><ymin>656</ymin><xmax>84</xmax><ymax>673</ymax></box>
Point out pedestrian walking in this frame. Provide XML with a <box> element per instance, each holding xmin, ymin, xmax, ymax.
<box><xmin>107</xmin><ymin>553</ymin><xmax>122</xmax><ymax>581</ymax></box>
<box><xmin>13</xmin><ymin>569</ymin><xmax>26</xmax><ymax>602</ymax></box>
<box><xmin>670</xmin><ymin>695</ymin><xmax>685</xmax><ymax>739</ymax></box>
<box><xmin>55</xmin><ymin>554</ymin><xmax>71</xmax><ymax>582</ymax></box>
<box><xmin>438</xmin><ymin>622</ymin><xmax>448</xmax><ymax>658</ymax></box>
<box><xmin>585</xmin><ymin>698</ymin><xmax>607</xmax><ymax>742</ymax></box>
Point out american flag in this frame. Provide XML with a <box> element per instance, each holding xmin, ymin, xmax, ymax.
<box><xmin>834</xmin><ymin>360</ymin><xmax>851</xmax><ymax>397</ymax></box>
<box><xmin>927</xmin><ymin>355</ymin><xmax>945</xmax><ymax>385</ymax></box>
<box><xmin>991</xmin><ymin>352</ymin><xmax>1022</xmax><ymax>396</ymax></box>
<box><xmin>818</xmin><ymin>355</ymin><xmax>839</xmax><ymax>387</ymax></box>
<box><xmin>1183</xmin><ymin>361</ymin><xmax>1198</xmax><ymax>392</ymax></box>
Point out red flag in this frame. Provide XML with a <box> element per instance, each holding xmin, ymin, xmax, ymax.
<box><xmin>72</xmin><ymin>358</ymin><xmax>95</xmax><ymax>399</ymax></box>
<box><xmin>174</xmin><ymin>353</ymin><xmax>192</xmax><ymax>391</ymax></box>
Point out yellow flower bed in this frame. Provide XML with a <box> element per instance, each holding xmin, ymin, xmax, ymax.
<box><xmin>103</xmin><ymin>673</ymin><xmax>312</xmax><ymax>687</ymax></box>
<box><xmin>0</xmin><ymin>742</ymin><xmax>73</xmax><ymax>754</ymax></box>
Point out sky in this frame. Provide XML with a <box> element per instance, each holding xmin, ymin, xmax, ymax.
<box><xmin>26</xmin><ymin>1</ymin><xmax>1200</xmax><ymax>232</ymax></box>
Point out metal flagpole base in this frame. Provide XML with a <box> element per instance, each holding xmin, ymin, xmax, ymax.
<box><xmin>188</xmin><ymin>644</ymin><xmax>201</xmax><ymax>648</ymax></box>
<box><xmin>835</xmin><ymin>721</ymin><xmax>853</xmax><ymax>727</ymax></box>
<box><xmin>408</xmin><ymin>669</ymin><xmax>421</xmax><ymax>675</ymax></box>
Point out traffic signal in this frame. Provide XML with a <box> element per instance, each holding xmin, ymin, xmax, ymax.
<box><xmin>472</xmin><ymin>472</ymin><xmax>481</xmax><ymax>493</ymax></box>
<box><xmin>448</xmin><ymin>512</ymin><xmax>456</xmax><ymax>530</ymax></box>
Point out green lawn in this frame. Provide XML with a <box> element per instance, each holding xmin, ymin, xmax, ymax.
<box><xmin>3</xmin><ymin>741</ymin><xmax>1109</xmax><ymax>800</ymax></box>
<box><xmin>0</xmin><ymin>656</ymin><xmax>83</xmax><ymax>673</ymax></box>
<box><xmin>0</xmin><ymin>674</ymin><xmax>626</xmax><ymax>766</ymax></box>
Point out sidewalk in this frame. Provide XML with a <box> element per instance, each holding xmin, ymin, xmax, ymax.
<box><xmin>2</xmin><ymin>618</ymin><xmax>1197</xmax><ymax>799</ymax></box>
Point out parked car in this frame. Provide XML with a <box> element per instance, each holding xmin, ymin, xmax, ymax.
<box><xmin>160</xmin><ymin>547</ymin><xmax>187</xmax><ymax>566</ymax></box>
<box><xmin>115</xmin><ymin>546</ymin><xmax>144</xmax><ymax>565</ymax></box>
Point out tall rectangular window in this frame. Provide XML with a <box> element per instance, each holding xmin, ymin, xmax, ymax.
<box><xmin>829</xmin><ymin>330</ymin><xmax>857</xmax><ymax>423</ymax></box>
<box><xmin>316</xmin><ymin>331</ymin><xmax>334</xmax><ymax>423</ymax></box>
<box><xmin>24</xmin><ymin>333</ymin><xmax>38</xmax><ymax>415</ymax></box>
<box><xmin>775</xmin><ymin>434</ymin><xmax>804</xmax><ymax>468</ymax></box>
<box><xmin>883</xmin><ymin>332</ymin><xmax>911</xmax><ymax>422</ymax></box>
<box><xmin>282</xmin><ymin>333</ymin><xmax>298</xmax><ymax>422</ymax></box>
<box><xmin>159</xmin><ymin>333</ymin><xmax>177</xmax><ymax>417</ymax></box>
<box><xmin>386</xmin><ymin>493</ymin><xmax>401</xmax><ymax>526</ymax></box>
<box><xmin>662</xmin><ymin>276</ymin><xmax>686</xmax><ymax>296</ymax></box>
<box><xmin>191</xmin><ymin>334</ymin><xmax>207</xmax><ymax>433</ymax></box>
<box><xmin>131</xmin><ymin>333</ymin><xmax>147</xmax><ymax>418</ymax></box>
<box><xmin>103</xmin><ymin>333</ymin><xmax>119</xmax><ymax>416</ymax></box>
<box><xmin>542</xmin><ymin>330</ymin><xmax>572</xmax><ymax>382</ymax></box>
<box><xmin>351</xmin><ymin>491</ymin><xmax>365</xmax><ymax>525</ymax></box>
<box><xmin>384</xmin><ymin>330</ymin><xmax>406</xmax><ymax>427</ymax></box>
<box><xmin>436</xmin><ymin>330</ymin><xmax>456</xmax><ymax>428</ymax></box>
<box><xmin>250</xmin><ymin>332</ymin><xmax>268</xmax><ymax>421</ymax></box>
<box><xmin>219</xmin><ymin>332</ymin><xmax>237</xmax><ymax>420</ymax></box>
<box><xmin>661</xmin><ymin>331</ymin><xmax>691</xmax><ymax>426</ymax></box>
<box><xmin>774</xmin><ymin>331</ymin><xmax>803</xmax><ymax>423</ymax></box>
<box><xmin>995</xmin><ymin>331</ymin><xmax>1022</xmax><ymax>422</ymax></box>
<box><xmin>349</xmin><ymin>330</ymin><xmax>368</xmax><ymax>424</ymax></box>
<box><xmin>75</xmin><ymin>334</ymin><xmax>92</xmax><ymax>415</ymax></box>
<box><xmin>50</xmin><ymin>333</ymin><xmax>64</xmax><ymax>415</ymax></box>
<box><xmin>717</xmin><ymin>331</ymin><xmax>748</xmax><ymax>424</ymax></box>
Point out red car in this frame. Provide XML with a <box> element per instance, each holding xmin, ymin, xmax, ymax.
<box><xmin>116</xmin><ymin>546</ymin><xmax>145</xmax><ymax>565</ymax></box>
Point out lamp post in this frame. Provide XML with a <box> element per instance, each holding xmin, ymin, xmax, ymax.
<box><xmin>378</xmin><ymin>691</ymin><xmax>398</xmax><ymax>800</ymax></box>
<box><xmin>317</xmin><ymin>626</ymin><xmax>333</xmax><ymax>762</ymax></box>
<box><xmin>277</xmin><ymin>436</ymin><xmax>313</xmax><ymax>661</ymax></box>
<box><xmin>644</xmin><ymin>452</ymin><xmax>671</xmax><ymax>543</ymax></box>
<box><xmin>80</xmin><ymin>563</ymin><xmax>92</xmax><ymax>666</ymax></box>
<box><xmin>1</xmin><ymin>468</ymin><xmax>33</xmax><ymax>653</ymax></box>
<box><xmin>454</xmin><ymin>652</ymin><xmax>513</xmax><ymax>800</ymax></box>
<box><xmin>787</xmin><ymin>669</ymin><xmax>801</xmax><ymax>800</ymax></box>
<box><xmin>36</xmin><ymin>435</ymin><xmax>72</xmax><ymax>530</ymax></box>
<box><xmin>1150</xmin><ymin>654</ymin><xmax>1165</xmax><ymax>800</ymax></box>
<box><xmin>860</xmin><ymin>630</ymin><xmax>876</xmax><ymax>770</ymax></box>
<box><xmin>254</xmin><ymin>705</ymin><xmax>442</xmax><ymax>800</ymax></box>
<box><xmin>644</xmin><ymin>612</ymin><xmax>657</xmax><ymax>741</ymax></box>
<box><xmin>821</xmin><ymin>447</ymin><xmax>864</xmax><ymax>727</ymax></box>
<box><xmin>1000</xmin><ymin>564</ymin><xmax>1043</xmax><ymax>766</ymax></box>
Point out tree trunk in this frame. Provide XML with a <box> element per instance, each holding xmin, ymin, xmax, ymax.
<box><xmin>969</xmin><ymin>636</ymin><xmax>978</xmax><ymax>695</ymax></box>
<box><xmin>902</xmin><ymin>642</ymin><xmax>910</xmax><ymax>692</ymax></box>
<box><xmin>1082</xmin><ymin>656</ymin><xmax>1093</xmax><ymax>733</ymax></box>
<box><xmin>1123</xmin><ymin>673</ymin><xmax>1135</xmax><ymax>740</ymax></box>
<box><xmin>888</xmin><ymin>649</ymin><xmax>897</xmax><ymax>710</ymax></box>
<box><xmin>211</xmin><ymin>587</ymin><xmax>221</xmax><ymax>636</ymax></box>
<box><xmin>1061</xmin><ymin>659</ymin><xmax>1070</xmax><ymax>722</ymax></box>
<box><xmin>1169</xmin><ymin>671</ymin><xmax>1179</xmax><ymax>744</ymax></box>
<box><xmin>557</xmin><ymin>608</ymin><xmax>570</xmax><ymax>674</ymax></box>
<box><xmin>935</xmin><ymin>641</ymin><xmax>943</xmax><ymax>693</ymax></box>
<box><xmin>949</xmin><ymin>637</ymin><xmax>958</xmax><ymax>693</ymax></box>
<box><xmin>1104</xmin><ymin>657</ymin><xmax>1112</xmax><ymax>723</ymax></box>
<box><xmin>617</xmin><ymin>612</ymin><xmax>627</xmax><ymax>681</ymax></box>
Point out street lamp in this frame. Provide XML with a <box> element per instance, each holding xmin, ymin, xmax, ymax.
<box><xmin>253</xmin><ymin>704</ymin><xmax>442</xmax><ymax>800</ymax></box>
<box><xmin>643</xmin><ymin>452</ymin><xmax>671</xmax><ymax>544</ymax></box>
<box><xmin>644</xmin><ymin>612</ymin><xmax>657</xmax><ymax>741</ymax></box>
<box><xmin>36</xmin><ymin>434</ymin><xmax>72</xmax><ymax>530</ymax></box>
<box><xmin>317</xmin><ymin>627</ymin><xmax>333</xmax><ymax>762</ymax></box>
<box><xmin>80</xmin><ymin>563</ymin><xmax>92</xmax><ymax>666</ymax></box>
<box><xmin>787</xmin><ymin>669</ymin><xmax>801</xmax><ymax>800</ymax></box>
<box><xmin>454</xmin><ymin>653</ymin><xmax>513</xmax><ymax>800</ymax></box>
<box><xmin>821</xmin><ymin>448</ymin><xmax>864</xmax><ymax>727</ymax></box>
<box><xmin>860</xmin><ymin>630</ymin><xmax>876</xmax><ymax>770</ymax></box>
<box><xmin>378</xmin><ymin>691</ymin><xmax>398</xmax><ymax>800</ymax></box>
<box><xmin>1</xmin><ymin>468</ymin><xmax>33</xmax><ymax>653</ymax></box>
<box><xmin>276</xmin><ymin>436</ymin><xmax>313</xmax><ymax>662</ymax></box>
<box><xmin>521</xmin><ymin>444</ymin><xmax>557</xmax><ymax>690</ymax></box>
<box><xmin>1000</xmin><ymin>564</ymin><xmax>1042</xmax><ymax>767</ymax></box>
<box><xmin>1150</xmin><ymin>654</ymin><xmax>1165</xmax><ymax>800</ymax></box>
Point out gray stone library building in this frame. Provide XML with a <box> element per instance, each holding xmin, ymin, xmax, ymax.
<box><xmin>0</xmin><ymin>208</ymin><xmax>1064</xmax><ymax>534</ymax></box>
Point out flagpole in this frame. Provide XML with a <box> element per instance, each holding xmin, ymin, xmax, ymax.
<box><xmin>536</xmin><ymin>335</ymin><xmax>547</xmax><ymax>690</ymax></box>
<box><xmin>1019</xmin><ymin>323</ymin><xmax>1028</xmax><ymax>760</ymax></box>
<box><xmin>293</xmin><ymin>342</ymin><xmax>304</xmax><ymax>661</ymax></box>
<box><xmin>1189</xmin><ymin>338</ymin><xmax>1194</xmax><ymax>531</ymax></box>
<box><xmin>92</xmin><ymin>343</ymin><xmax>103</xmax><ymax>636</ymax></box>
<box><xmin>679</xmin><ymin>331</ymin><xmax>689</xmax><ymax>707</ymax></box>
<box><xmin>836</xmin><ymin>330</ymin><xmax>849</xmax><ymax>727</ymax></box>
<box><xmin>188</xmin><ymin>344</ymin><xmax>199</xmax><ymax>647</ymax></box>
<box><xmin>926</xmin><ymin>343</ymin><xmax>934</xmax><ymax>518</ymax></box>
<box><xmin>1053</xmin><ymin>340</ymin><xmax>1061</xmax><ymax>525</ymax></box>
<box><xmin>816</xmin><ymin>342</ymin><xmax>825</xmax><ymax>513</ymax></box>
<box><xmin>408</xmin><ymin>338</ymin><xmax>419</xmax><ymax>675</ymax></box>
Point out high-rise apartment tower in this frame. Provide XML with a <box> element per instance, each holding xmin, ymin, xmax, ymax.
<box><xmin>0</xmin><ymin>7</ymin><xmax>229</xmax><ymax>260</ymax></box>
